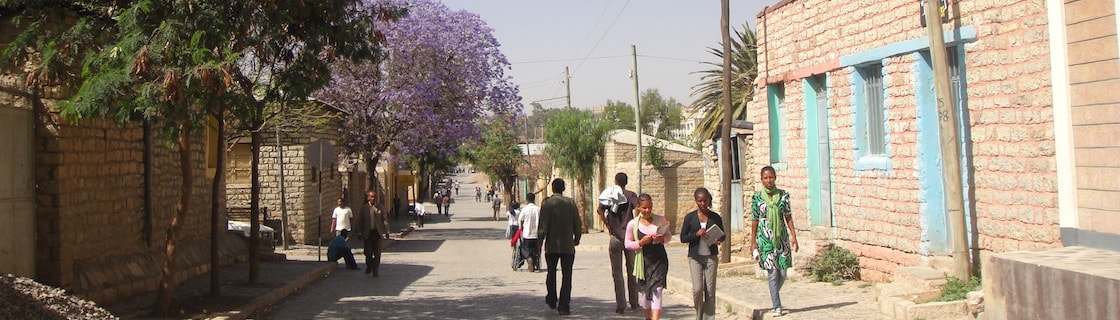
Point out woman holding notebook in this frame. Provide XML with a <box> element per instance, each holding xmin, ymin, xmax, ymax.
<box><xmin>679</xmin><ymin>187</ymin><xmax>725</xmax><ymax>320</ymax></box>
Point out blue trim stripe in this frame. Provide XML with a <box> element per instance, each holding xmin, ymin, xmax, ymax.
<box><xmin>914</xmin><ymin>51</ymin><xmax>949</xmax><ymax>254</ymax></box>
<box><xmin>840</xmin><ymin>25</ymin><xmax>977</xmax><ymax>67</ymax></box>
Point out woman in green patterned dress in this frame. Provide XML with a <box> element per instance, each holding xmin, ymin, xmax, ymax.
<box><xmin>747</xmin><ymin>166</ymin><xmax>799</xmax><ymax>317</ymax></box>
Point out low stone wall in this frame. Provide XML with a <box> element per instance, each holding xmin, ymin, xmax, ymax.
<box><xmin>982</xmin><ymin>247</ymin><xmax>1120</xmax><ymax>319</ymax></box>
<box><xmin>75</xmin><ymin>233</ymin><xmax>249</xmax><ymax>304</ymax></box>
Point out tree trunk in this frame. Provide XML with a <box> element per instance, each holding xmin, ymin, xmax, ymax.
<box><xmin>576</xmin><ymin>178</ymin><xmax>589</xmax><ymax>234</ymax></box>
<box><xmin>209</xmin><ymin>112</ymin><xmax>225</xmax><ymax>297</ymax></box>
<box><xmin>154</xmin><ymin>125</ymin><xmax>193</xmax><ymax>316</ymax></box>
<box><xmin>249</xmin><ymin>129</ymin><xmax>262</xmax><ymax>283</ymax></box>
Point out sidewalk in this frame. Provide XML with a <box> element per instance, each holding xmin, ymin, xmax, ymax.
<box><xmin>663</xmin><ymin>242</ymin><xmax>887</xmax><ymax>320</ymax></box>
<box><xmin>107</xmin><ymin>217</ymin><xmax>414</xmax><ymax>320</ymax></box>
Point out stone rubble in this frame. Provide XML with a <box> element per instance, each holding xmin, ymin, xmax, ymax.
<box><xmin>0</xmin><ymin>273</ymin><xmax>117</xmax><ymax>320</ymax></box>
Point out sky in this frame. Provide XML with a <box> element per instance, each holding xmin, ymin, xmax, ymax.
<box><xmin>440</xmin><ymin>0</ymin><xmax>777</xmax><ymax>112</ymax></box>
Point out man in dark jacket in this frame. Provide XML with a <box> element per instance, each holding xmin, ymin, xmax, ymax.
<box><xmin>357</xmin><ymin>190</ymin><xmax>389</xmax><ymax>277</ymax></box>
<box><xmin>538</xmin><ymin>178</ymin><xmax>581</xmax><ymax>316</ymax></box>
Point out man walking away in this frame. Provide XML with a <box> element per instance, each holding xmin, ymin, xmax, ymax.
<box><xmin>596</xmin><ymin>172</ymin><xmax>641</xmax><ymax>314</ymax></box>
<box><xmin>538</xmin><ymin>178</ymin><xmax>581</xmax><ymax>316</ymax></box>
<box><xmin>518</xmin><ymin>193</ymin><xmax>542</xmax><ymax>272</ymax></box>
<box><xmin>358</xmin><ymin>190</ymin><xmax>389</xmax><ymax>277</ymax></box>
<box><xmin>492</xmin><ymin>192</ymin><xmax>502</xmax><ymax>221</ymax></box>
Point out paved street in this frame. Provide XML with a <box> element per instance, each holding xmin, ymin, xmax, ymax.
<box><xmin>261</xmin><ymin>173</ymin><xmax>739</xmax><ymax>319</ymax></box>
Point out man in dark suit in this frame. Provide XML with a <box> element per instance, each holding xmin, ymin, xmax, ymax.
<box><xmin>357</xmin><ymin>190</ymin><xmax>389</xmax><ymax>277</ymax></box>
<box><xmin>538</xmin><ymin>178</ymin><xmax>582</xmax><ymax>316</ymax></box>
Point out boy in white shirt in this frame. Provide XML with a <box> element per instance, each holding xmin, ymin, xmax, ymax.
<box><xmin>330</xmin><ymin>198</ymin><xmax>353</xmax><ymax>237</ymax></box>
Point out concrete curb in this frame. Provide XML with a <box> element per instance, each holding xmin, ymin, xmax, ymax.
<box><xmin>209</xmin><ymin>262</ymin><xmax>335</xmax><ymax>320</ymax></box>
<box><xmin>210</xmin><ymin>237</ymin><xmax>404</xmax><ymax>320</ymax></box>
<box><xmin>665</xmin><ymin>274</ymin><xmax>773</xmax><ymax>320</ymax></box>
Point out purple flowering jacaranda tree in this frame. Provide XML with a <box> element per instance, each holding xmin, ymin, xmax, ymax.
<box><xmin>316</xmin><ymin>0</ymin><xmax>521</xmax><ymax>190</ymax></box>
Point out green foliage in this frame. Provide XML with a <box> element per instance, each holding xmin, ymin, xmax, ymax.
<box><xmin>544</xmin><ymin>109</ymin><xmax>611</xmax><ymax>183</ymax></box>
<box><xmin>465</xmin><ymin>116</ymin><xmax>522</xmax><ymax>185</ymax></box>
<box><xmin>645</xmin><ymin>140</ymin><xmax>668</xmax><ymax>167</ymax></box>
<box><xmin>811</xmin><ymin>246</ymin><xmax>861</xmax><ymax>283</ymax></box>
<box><xmin>600</xmin><ymin>99</ymin><xmax>635</xmax><ymax>131</ymax></box>
<box><xmin>691</xmin><ymin>22</ymin><xmax>758</xmax><ymax>141</ymax></box>
<box><xmin>934</xmin><ymin>276</ymin><xmax>981</xmax><ymax>302</ymax></box>
<box><xmin>638</xmin><ymin>88</ymin><xmax>684</xmax><ymax>139</ymax></box>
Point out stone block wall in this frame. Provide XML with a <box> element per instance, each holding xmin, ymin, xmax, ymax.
<box><xmin>755</xmin><ymin>0</ymin><xmax>1060</xmax><ymax>280</ymax></box>
<box><xmin>226</xmin><ymin>122</ymin><xmax>344</xmax><ymax>245</ymax></box>
<box><xmin>598</xmin><ymin>133</ymin><xmax>705</xmax><ymax>233</ymax></box>
<box><xmin>29</xmin><ymin>100</ymin><xmax>220</xmax><ymax>303</ymax></box>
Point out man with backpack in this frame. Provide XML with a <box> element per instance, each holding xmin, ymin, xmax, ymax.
<box><xmin>596</xmin><ymin>172</ymin><xmax>641</xmax><ymax>314</ymax></box>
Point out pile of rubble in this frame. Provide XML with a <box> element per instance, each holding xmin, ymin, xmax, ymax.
<box><xmin>0</xmin><ymin>274</ymin><xmax>117</xmax><ymax>320</ymax></box>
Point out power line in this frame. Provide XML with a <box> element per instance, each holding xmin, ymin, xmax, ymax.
<box><xmin>567</xmin><ymin>2</ymin><xmax>614</xmax><ymax>63</ymax></box>
<box><xmin>511</xmin><ymin>55</ymin><xmax>629</xmax><ymax>65</ymax></box>
<box><xmin>571</xmin><ymin>0</ymin><xmax>631</xmax><ymax>76</ymax></box>
<box><xmin>637</xmin><ymin>54</ymin><xmax>706</xmax><ymax>64</ymax></box>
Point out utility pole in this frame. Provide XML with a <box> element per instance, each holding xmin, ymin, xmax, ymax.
<box><xmin>718</xmin><ymin>0</ymin><xmax>733</xmax><ymax>264</ymax></box>
<box><xmin>564</xmin><ymin>66</ymin><xmax>572</xmax><ymax>109</ymax></box>
<box><xmin>631</xmin><ymin>44</ymin><xmax>642</xmax><ymax>193</ymax></box>
<box><xmin>924</xmin><ymin>0</ymin><xmax>970</xmax><ymax>280</ymax></box>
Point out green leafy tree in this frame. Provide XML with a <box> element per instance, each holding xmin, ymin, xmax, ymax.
<box><xmin>526</xmin><ymin>102</ymin><xmax>563</xmax><ymax>141</ymax></box>
<box><xmin>2</xmin><ymin>1</ymin><xmax>391</xmax><ymax>315</ymax></box>
<box><xmin>600</xmin><ymin>99</ymin><xmax>635</xmax><ymax>131</ymax></box>
<box><xmin>691</xmin><ymin>22</ymin><xmax>758</xmax><ymax>141</ymax></box>
<box><xmin>639</xmin><ymin>88</ymin><xmax>676</xmax><ymax>138</ymax></box>
<box><xmin>544</xmin><ymin>109</ymin><xmax>612</xmax><ymax>232</ymax></box>
<box><xmin>465</xmin><ymin>116</ymin><xmax>523</xmax><ymax>216</ymax></box>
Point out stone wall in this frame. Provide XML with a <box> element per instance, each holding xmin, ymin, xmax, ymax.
<box><xmin>227</xmin><ymin>122</ymin><xmax>345</xmax><ymax>245</ymax></box>
<box><xmin>597</xmin><ymin>131</ymin><xmax>705</xmax><ymax>233</ymax></box>
<box><xmin>755</xmin><ymin>0</ymin><xmax>1060</xmax><ymax>280</ymax></box>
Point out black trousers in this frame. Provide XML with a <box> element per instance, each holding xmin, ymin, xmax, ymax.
<box><xmin>545</xmin><ymin>253</ymin><xmax>576</xmax><ymax>312</ymax></box>
<box><xmin>363</xmin><ymin>232</ymin><xmax>382</xmax><ymax>275</ymax></box>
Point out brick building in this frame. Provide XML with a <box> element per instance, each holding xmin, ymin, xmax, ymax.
<box><xmin>753</xmin><ymin>0</ymin><xmax>1064</xmax><ymax>281</ymax></box>
<box><xmin>982</xmin><ymin>0</ymin><xmax>1120</xmax><ymax>318</ymax></box>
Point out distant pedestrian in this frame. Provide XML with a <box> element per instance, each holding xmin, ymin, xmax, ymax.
<box><xmin>505</xmin><ymin>201</ymin><xmax>521</xmax><ymax>239</ymax></box>
<box><xmin>442</xmin><ymin>192</ymin><xmax>451</xmax><ymax>216</ymax></box>
<box><xmin>357</xmin><ymin>190</ymin><xmax>389</xmax><ymax>277</ymax></box>
<box><xmin>327</xmin><ymin>229</ymin><xmax>359</xmax><ymax>270</ymax></box>
<box><xmin>625</xmin><ymin>193</ymin><xmax>671</xmax><ymax>320</ymax></box>
<box><xmin>538</xmin><ymin>178</ymin><xmax>581</xmax><ymax>316</ymax></box>
<box><xmin>330</xmin><ymin>198</ymin><xmax>353</xmax><ymax>237</ymax></box>
<box><xmin>491</xmin><ymin>193</ymin><xmax>502</xmax><ymax>221</ymax></box>
<box><xmin>748</xmin><ymin>166</ymin><xmax>799</xmax><ymax>318</ymax></box>
<box><xmin>518</xmin><ymin>193</ymin><xmax>542</xmax><ymax>272</ymax></box>
<box><xmin>680</xmin><ymin>187</ymin><xmax>724</xmax><ymax>320</ymax></box>
<box><xmin>414</xmin><ymin>202</ymin><xmax>426</xmax><ymax>228</ymax></box>
<box><xmin>455</xmin><ymin>182</ymin><xmax>460</xmax><ymax>195</ymax></box>
<box><xmin>434</xmin><ymin>190</ymin><xmax>443</xmax><ymax>215</ymax></box>
<box><xmin>596</xmin><ymin>172</ymin><xmax>640</xmax><ymax>314</ymax></box>
<box><xmin>476</xmin><ymin>187</ymin><xmax>482</xmax><ymax>202</ymax></box>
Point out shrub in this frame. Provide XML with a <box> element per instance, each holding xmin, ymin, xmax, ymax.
<box><xmin>933</xmin><ymin>276</ymin><xmax>981</xmax><ymax>302</ymax></box>
<box><xmin>810</xmin><ymin>246</ymin><xmax>861</xmax><ymax>282</ymax></box>
<box><xmin>645</xmin><ymin>140</ymin><xmax>668</xmax><ymax>167</ymax></box>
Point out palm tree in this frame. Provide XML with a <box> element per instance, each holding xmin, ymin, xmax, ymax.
<box><xmin>690</xmin><ymin>23</ymin><xmax>758</xmax><ymax>141</ymax></box>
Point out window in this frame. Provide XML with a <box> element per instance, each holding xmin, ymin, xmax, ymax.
<box><xmin>730</xmin><ymin>136</ymin><xmax>742</xmax><ymax>180</ymax></box>
<box><xmin>852</xmin><ymin>62</ymin><xmax>890</xmax><ymax>171</ymax></box>
<box><xmin>862</xmin><ymin>64</ymin><xmax>886</xmax><ymax>155</ymax></box>
<box><xmin>767</xmin><ymin>83</ymin><xmax>786</xmax><ymax>164</ymax></box>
